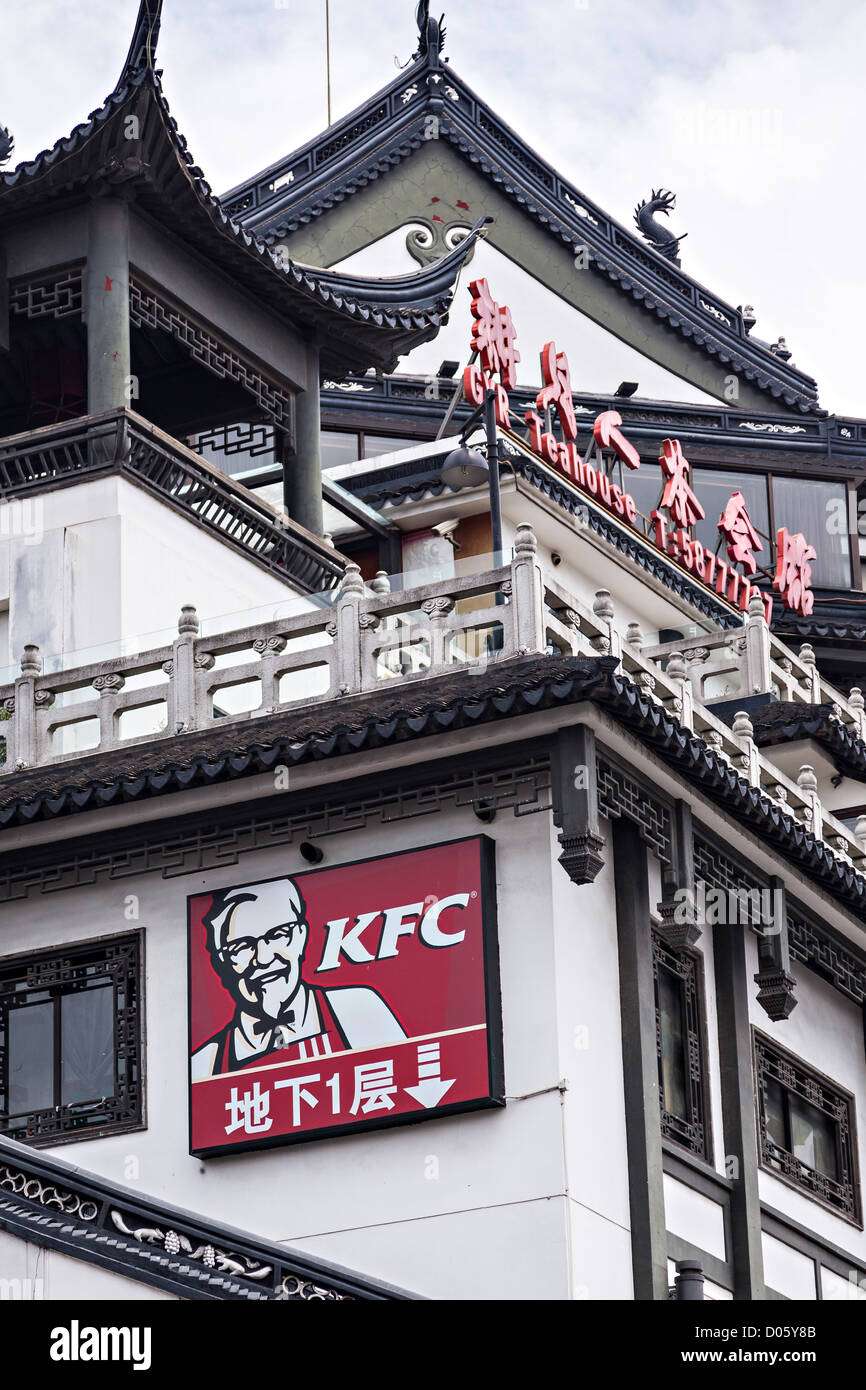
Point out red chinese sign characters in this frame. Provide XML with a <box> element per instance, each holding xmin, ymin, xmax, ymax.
<box><xmin>464</xmin><ymin>277</ymin><xmax>520</xmax><ymax>427</ymax></box>
<box><xmin>719</xmin><ymin>492</ymin><xmax>763</xmax><ymax>576</ymax></box>
<box><xmin>655</xmin><ymin>439</ymin><xmax>706</xmax><ymax>531</ymax></box>
<box><xmin>773</xmin><ymin>528</ymin><xmax>817</xmax><ymax>617</ymax></box>
<box><xmin>459</xmin><ymin>278</ymin><xmax>815</xmax><ymax>624</ymax></box>
<box><xmin>188</xmin><ymin>838</ymin><xmax>503</xmax><ymax>1155</ymax></box>
<box><xmin>536</xmin><ymin>341</ymin><xmax>579</xmax><ymax>441</ymax></box>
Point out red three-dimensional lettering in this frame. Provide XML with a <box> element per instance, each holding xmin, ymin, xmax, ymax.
<box><xmin>593</xmin><ymin>411</ymin><xmax>641</xmax><ymax>471</ymax></box>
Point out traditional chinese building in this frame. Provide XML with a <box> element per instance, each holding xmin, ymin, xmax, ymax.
<box><xmin>1</xmin><ymin>0</ymin><xmax>866</xmax><ymax>1304</ymax></box>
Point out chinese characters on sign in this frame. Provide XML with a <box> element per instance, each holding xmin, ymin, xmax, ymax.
<box><xmin>719</xmin><ymin>492</ymin><xmax>763</xmax><ymax>576</ymax></box>
<box><xmin>463</xmin><ymin>277</ymin><xmax>520</xmax><ymax>426</ymax></box>
<box><xmin>460</xmin><ymin>280</ymin><xmax>814</xmax><ymax>621</ymax></box>
<box><xmin>188</xmin><ymin>838</ymin><xmax>502</xmax><ymax>1155</ymax></box>
<box><xmin>774</xmin><ymin>527</ymin><xmax>817</xmax><ymax>617</ymax></box>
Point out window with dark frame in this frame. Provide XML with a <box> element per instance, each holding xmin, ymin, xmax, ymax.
<box><xmin>652</xmin><ymin>931</ymin><xmax>712</xmax><ymax>1161</ymax></box>
<box><xmin>0</xmin><ymin>933</ymin><xmax>143</xmax><ymax>1148</ymax></box>
<box><xmin>754</xmin><ymin>1032</ymin><xmax>860</xmax><ymax>1223</ymax></box>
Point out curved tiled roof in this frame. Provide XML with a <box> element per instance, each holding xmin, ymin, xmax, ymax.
<box><xmin>222</xmin><ymin>33</ymin><xmax>823</xmax><ymax>415</ymax></box>
<box><xmin>0</xmin><ymin>0</ymin><xmax>488</xmax><ymax>376</ymax></box>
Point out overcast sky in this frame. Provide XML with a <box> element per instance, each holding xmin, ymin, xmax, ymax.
<box><xmin>2</xmin><ymin>0</ymin><xmax>864</xmax><ymax>415</ymax></box>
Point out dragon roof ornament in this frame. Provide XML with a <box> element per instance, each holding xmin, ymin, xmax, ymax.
<box><xmin>0</xmin><ymin>125</ymin><xmax>13</xmax><ymax>168</ymax></box>
<box><xmin>412</xmin><ymin>1</ymin><xmax>447</xmax><ymax>62</ymax></box>
<box><xmin>634</xmin><ymin>189</ymin><xmax>687</xmax><ymax>265</ymax></box>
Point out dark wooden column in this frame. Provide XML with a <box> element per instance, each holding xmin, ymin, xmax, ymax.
<box><xmin>612</xmin><ymin>816</ymin><xmax>669</xmax><ymax>1299</ymax></box>
<box><xmin>283</xmin><ymin>335</ymin><xmax>324</xmax><ymax>538</ymax></box>
<box><xmin>86</xmin><ymin>196</ymin><xmax>131</xmax><ymax>413</ymax></box>
<box><xmin>713</xmin><ymin>917</ymin><xmax>766</xmax><ymax>1299</ymax></box>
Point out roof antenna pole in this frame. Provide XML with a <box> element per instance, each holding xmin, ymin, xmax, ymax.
<box><xmin>325</xmin><ymin>0</ymin><xmax>333</xmax><ymax>126</ymax></box>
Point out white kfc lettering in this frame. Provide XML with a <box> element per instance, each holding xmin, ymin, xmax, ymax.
<box><xmin>377</xmin><ymin>902</ymin><xmax>424</xmax><ymax>959</ymax></box>
<box><xmin>317</xmin><ymin>910</ymin><xmax>380</xmax><ymax>971</ymax></box>
<box><xmin>419</xmin><ymin>893</ymin><xmax>469</xmax><ymax>946</ymax></box>
<box><xmin>316</xmin><ymin>893</ymin><xmax>471</xmax><ymax>970</ymax></box>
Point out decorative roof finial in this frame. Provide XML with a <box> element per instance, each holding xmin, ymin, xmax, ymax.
<box><xmin>120</xmin><ymin>0</ymin><xmax>163</xmax><ymax>81</ymax></box>
<box><xmin>0</xmin><ymin>124</ymin><xmax>14</xmax><ymax>167</ymax></box>
<box><xmin>633</xmin><ymin>188</ymin><xmax>687</xmax><ymax>265</ymax></box>
<box><xmin>413</xmin><ymin>0</ymin><xmax>446</xmax><ymax>61</ymax></box>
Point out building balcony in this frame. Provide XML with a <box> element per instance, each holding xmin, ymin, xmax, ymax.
<box><xmin>0</xmin><ymin>407</ymin><xmax>344</xmax><ymax>594</ymax></box>
<box><xmin>2</xmin><ymin>522</ymin><xmax>866</xmax><ymax>886</ymax></box>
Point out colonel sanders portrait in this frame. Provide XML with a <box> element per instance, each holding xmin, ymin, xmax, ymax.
<box><xmin>191</xmin><ymin>875</ymin><xmax>406</xmax><ymax>1079</ymax></box>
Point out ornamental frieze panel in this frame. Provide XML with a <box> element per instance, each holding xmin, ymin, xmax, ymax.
<box><xmin>129</xmin><ymin>279</ymin><xmax>294</xmax><ymax>431</ymax></box>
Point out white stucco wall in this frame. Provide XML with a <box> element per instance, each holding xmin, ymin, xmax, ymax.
<box><xmin>0</xmin><ymin>797</ymin><xmax>616</xmax><ymax>1301</ymax></box>
<box><xmin>0</xmin><ymin>1230</ymin><xmax>178</xmax><ymax>1300</ymax></box>
<box><xmin>0</xmin><ymin>476</ymin><xmax>302</xmax><ymax>679</ymax></box>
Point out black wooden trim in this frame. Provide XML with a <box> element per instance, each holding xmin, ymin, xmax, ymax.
<box><xmin>613</xmin><ymin>817</ymin><xmax>669</xmax><ymax>1299</ymax></box>
<box><xmin>550</xmin><ymin>724</ymin><xmax>605</xmax><ymax>883</ymax></box>
<box><xmin>713</xmin><ymin>914</ymin><xmax>766</xmax><ymax>1298</ymax></box>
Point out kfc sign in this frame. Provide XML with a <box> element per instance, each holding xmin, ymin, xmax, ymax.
<box><xmin>188</xmin><ymin>838</ymin><xmax>503</xmax><ymax>1156</ymax></box>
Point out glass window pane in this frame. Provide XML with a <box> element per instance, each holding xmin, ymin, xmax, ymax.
<box><xmin>692</xmin><ymin>469</ymin><xmax>770</xmax><ymax>560</ymax></box>
<box><xmin>772</xmin><ymin>477</ymin><xmax>851</xmax><ymax>588</ymax></box>
<box><xmin>61</xmin><ymin>986</ymin><xmax>115</xmax><ymax>1106</ymax></box>
<box><xmin>789</xmin><ymin>1095</ymin><xmax>839</xmax><ymax>1181</ymax></box>
<box><xmin>321</xmin><ymin>430</ymin><xmax>360</xmax><ymax>470</ymax></box>
<box><xmin>362</xmin><ymin>434</ymin><xmax>417</xmax><ymax>459</ymax></box>
<box><xmin>657</xmin><ymin>966</ymin><xmax>688</xmax><ymax>1119</ymax></box>
<box><xmin>8</xmin><ymin>1002</ymin><xmax>54</xmax><ymax>1114</ymax></box>
<box><xmin>763</xmin><ymin>1078</ymin><xmax>787</xmax><ymax>1150</ymax></box>
<box><xmin>625</xmin><ymin>462</ymin><xmax>662</xmax><ymax>536</ymax></box>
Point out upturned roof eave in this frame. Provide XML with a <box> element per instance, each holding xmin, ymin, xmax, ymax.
<box><xmin>224</xmin><ymin>50</ymin><xmax>822</xmax><ymax>415</ymax></box>
<box><xmin>0</xmin><ymin>12</ymin><xmax>482</xmax><ymax>376</ymax></box>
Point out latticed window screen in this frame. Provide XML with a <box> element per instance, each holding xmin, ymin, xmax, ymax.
<box><xmin>652</xmin><ymin>931</ymin><xmax>711</xmax><ymax>1161</ymax></box>
<box><xmin>0</xmin><ymin>933</ymin><xmax>142</xmax><ymax>1147</ymax></box>
<box><xmin>754</xmin><ymin>1032</ymin><xmax>860</xmax><ymax>1223</ymax></box>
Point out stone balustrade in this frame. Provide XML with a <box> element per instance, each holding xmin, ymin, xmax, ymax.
<box><xmin>2</xmin><ymin>523</ymin><xmax>866</xmax><ymax>880</ymax></box>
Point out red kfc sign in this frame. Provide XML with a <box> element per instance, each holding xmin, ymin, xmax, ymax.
<box><xmin>188</xmin><ymin>838</ymin><xmax>503</xmax><ymax>1156</ymax></box>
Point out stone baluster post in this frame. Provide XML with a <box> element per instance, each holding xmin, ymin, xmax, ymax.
<box><xmin>366</xmin><ymin>570</ymin><xmax>397</xmax><ymax>679</ymax></box>
<box><xmin>848</xmin><ymin>687</ymin><xmax>866</xmax><ymax>741</ymax></box>
<box><xmin>510</xmin><ymin>524</ymin><xmax>545</xmax><ymax>656</ymax></box>
<box><xmin>592</xmin><ymin>589</ymin><xmax>621</xmax><ymax>660</ymax></box>
<box><xmin>420</xmin><ymin>595</ymin><xmax>455</xmax><ymax>673</ymax></box>
<box><xmin>167</xmin><ymin>606</ymin><xmax>200</xmax><ymax>734</ymax></box>
<box><xmin>744</xmin><ymin>591</ymin><xmax>772</xmax><ymax>695</ymax></box>
<box><xmin>666</xmin><ymin>651</ymin><xmax>694</xmax><ymax>732</ymax></box>
<box><xmin>732</xmin><ymin>709</ymin><xmax>760</xmax><ymax>786</ymax></box>
<box><xmin>92</xmin><ymin>673</ymin><xmax>126</xmax><ymax>752</ymax></box>
<box><xmin>9</xmin><ymin>645</ymin><xmax>41</xmax><ymax>769</ymax></box>
<box><xmin>797</xmin><ymin>764</ymin><xmax>822</xmax><ymax>841</ymax></box>
<box><xmin>335</xmin><ymin>564</ymin><xmax>365</xmax><ymax>694</ymax></box>
<box><xmin>798</xmin><ymin>643</ymin><xmax>821</xmax><ymax>701</ymax></box>
<box><xmin>254</xmin><ymin>635</ymin><xmax>287</xmax><ymax>712</ymax></box>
